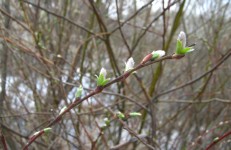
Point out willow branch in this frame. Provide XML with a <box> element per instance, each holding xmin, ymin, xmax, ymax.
<box><xmin>22</xmin><ymin>54</ymin><xmax>174</xmax><ymax>149</ymax></box>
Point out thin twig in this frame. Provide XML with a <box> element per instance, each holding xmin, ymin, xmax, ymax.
<box><xmin>22</xmin><ymin>54</ymin><xmax>175</xmax><ymax>148</ymax></box>
<box><xmin>205</xmin><ymin>130</ymin><xmax>231</xmax><ymax>150</ymax></box>
<box><xmin>153</xmin><ymin>49</ymin><xmax>231</xmax><ymax>100</ymax></box>
<box><xmin>0</xmin><ymin>128</ymin><xmax>8</xmax><ymax>150</ymax></box>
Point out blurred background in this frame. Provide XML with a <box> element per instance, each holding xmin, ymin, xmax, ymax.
<box><xmin>0</xmin><ymin>0</ymin><xmax>230</xmax><ymax>149</ymax></box>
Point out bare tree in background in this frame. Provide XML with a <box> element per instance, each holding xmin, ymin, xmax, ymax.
<box><xmin>0</xmin><ymin>0</ymin><xmax>230</xmax><ymax>149</ymax></box>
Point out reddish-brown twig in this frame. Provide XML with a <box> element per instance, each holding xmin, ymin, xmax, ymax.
<box><xmin>205</xmin><ymin>130</ymin><xmax>231</xmax><ymax>150</ymax></box>
<box><xmin>22</xmin><ymin>54</ymin><xmax>174</xmax><ymax>149</ymax></box>
<box><xmin>0</xmin><ymin>130</ymin><xmax>8</xmax><ymax>150</ymax></box>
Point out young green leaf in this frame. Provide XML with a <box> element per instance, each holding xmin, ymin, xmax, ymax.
<box><xmin>175</xmin><ymin>31</ymin><xmax>195</xmax><ymax>55</ymax></box>
<box><xmin>75</xmin><ymin>85</ymin><xmax>83</xmax><ymax>98</ymax></box>
<box><xmin>176</xmin><ymin>40</ymin><xmax>184</xmax><ymax>55</ymax></box>
<box><xmin>96</xmin><ymin>68</ymin><xmax>110</xmax><ymax>86</ymax></box>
